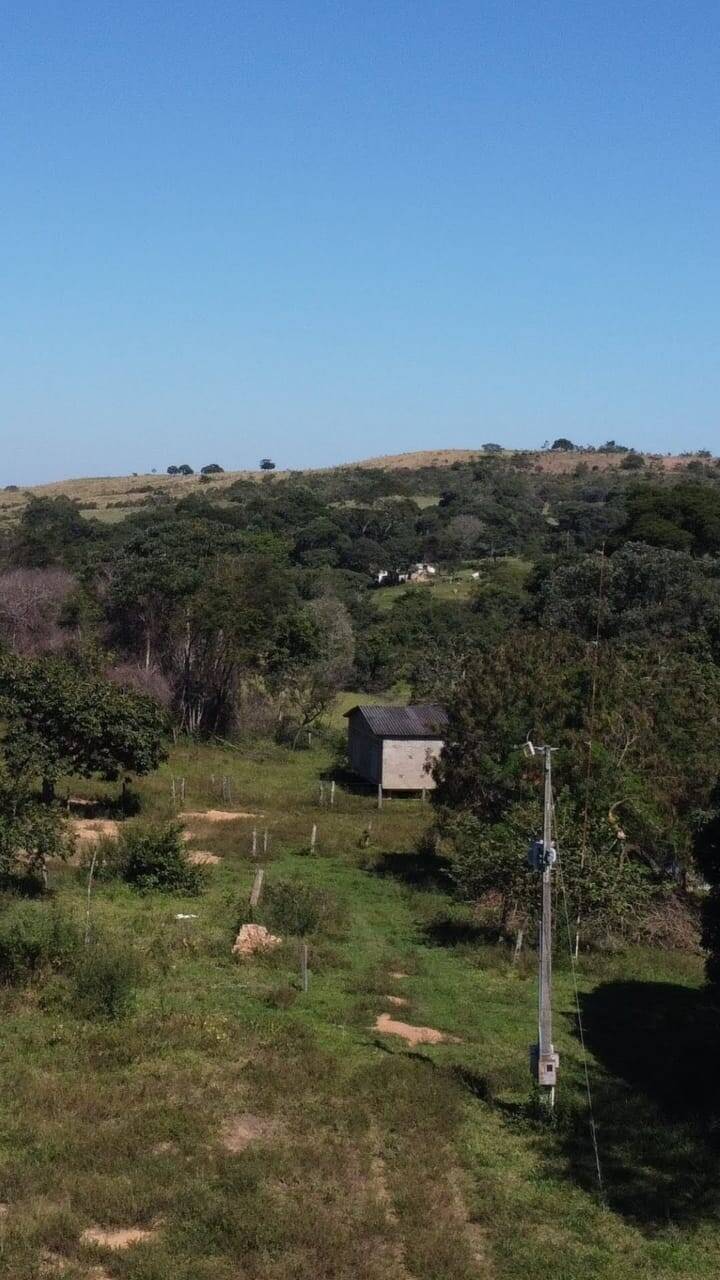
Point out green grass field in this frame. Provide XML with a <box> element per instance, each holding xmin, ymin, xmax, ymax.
<box><xmin>0</xmin><ymin>734</ymin><xmax>717</xmax><ymax>1279</ymax></box>
<box><xmin>373</xmin><ymin>570</ymin><xmax>480</xmax><ymax>613</ymax></box>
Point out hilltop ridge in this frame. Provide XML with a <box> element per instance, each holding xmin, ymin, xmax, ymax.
<box><xmin>2</xmin><ymin>445</ymin><xmax>713</xmax><ymax>521</ymax></box>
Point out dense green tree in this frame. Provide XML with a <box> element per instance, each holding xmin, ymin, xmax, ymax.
<box><xmin>434</xmin><ymin>633</ymin><xmax>720</xmax><ymax>934</ymax></box>
<box><xmin>531</xmin><ymin>543</ymin><xmax>720</xmax><ymax>658</ymax></box>
<box><xmin>14</xmin><ymin>497</ymin><xmax>98</xmax><ymax>569</ymax></box>
<box><xmin>0</xmin><ymin>770</ymin><xmax>67</xmax><ymax>883</ymax></box>
<box><xmin>614</xmin><ymin>483</ymin><xmax>720</xmax><ymax>555</ymax></box>
<box><xmin>0</xmin><ymin>654</ymin><xmax>168</xmax><ymax>801</ymax></box>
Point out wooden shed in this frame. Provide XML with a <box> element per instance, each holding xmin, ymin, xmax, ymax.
<box><xmin>344</xmin><ymin>704</ymin><xmax>448</xmax><ymax>794</ymax></box>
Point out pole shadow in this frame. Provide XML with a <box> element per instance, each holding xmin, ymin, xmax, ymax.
<box><xmin>556</xmin><ymin>979</ymin><xmax>720</xmax><ymax>1226</ymax></box>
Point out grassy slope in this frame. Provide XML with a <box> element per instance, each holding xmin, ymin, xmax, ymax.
<box><xmin>0</xmin><ymin>737</ymin><xmax>717</xmax><ymax>1279</ymax></box>
<box><xmin>372</xmin><ymin>569</ymin><xmax>481</xmax><ymax>613</ymax></box>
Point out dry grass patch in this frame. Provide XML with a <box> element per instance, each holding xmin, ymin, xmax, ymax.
<box><xmin>186</xmin><ymin>849</ymin><xmax>222</xmax><ymax>865</ymax></box>
<box><xmin>220</xmin><ymin>1113</ymin><xmax>276</xmax><ymax>1154</ymax></box>
<box><xmin>71</xmin><ymin>819</ymin><xmax>120</xmax><ymax>844</ymax></box>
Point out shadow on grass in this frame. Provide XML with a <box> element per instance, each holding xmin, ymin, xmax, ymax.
<box><xmin>370</xmin><ymin>848</ymin><xmax>451</xmax><ymax>892</ymax></box>
<box><xmin>556</xmin><ymin>979</ymin><xmax>720</xmax><ymax>1226</ymax></box>
<box><xmin>0</xmin><ymin>872</ymin><xmax>46</xmax><ymax>899</ymax></box>
<box><xmin>421</xmin><ymin>916</ymin><xmax>502</xmax><ymax>948</ymax></box>
<box><xmin>320</xmin><ymin>765</ymin><xmax>376</xmax><ymax>794</ymax></box>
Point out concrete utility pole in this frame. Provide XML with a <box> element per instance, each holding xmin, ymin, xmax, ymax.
<box><xmin>529</xmin><ymin>747</ymin><xmax>560</xmax><ymax>1107</ymax></box>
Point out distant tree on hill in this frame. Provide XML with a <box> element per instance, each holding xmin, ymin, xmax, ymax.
<box><xmin>482</xmin><ymin>443</ymin><xmax>503</xmax><ymax>454</ymax></box>
<box><xmin>201</xmin><ymin>463</ymin><xmax>224</xmax><ymax>474</ymax></box>
<box><xmin>178</xmin><ymin>464</ymin><xmax>194</xmax><ymax>476</ymax></box>
<box><xmin>167</xmin><ymin>465</ymin><xmax>179</xmax><ymax>475</ymax></box>
<box><xmin>260</xmin><ymin>458</ymin><xmax>276</xmax><ymax>471</ymax></box>
<box><xmin>551</xmin><ymin>438</ymin><xmax>575</xmax><ymax>451</ymax></box>
<box><xmin>619</xmin><ymin>452</ymin><xmax>645</xmax><ymax>470</ymax></box>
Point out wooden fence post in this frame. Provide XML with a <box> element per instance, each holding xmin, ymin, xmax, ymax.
<box><xmin>249</xmin><ymin>867</ymin><xmax>264</xmax><ymax>909</ymax></box>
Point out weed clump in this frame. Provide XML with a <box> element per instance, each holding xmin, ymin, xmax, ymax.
<box><xmin>0</xmin><ymin>901</ymin><xmax>79</xmax><ymax>983</ymax></box>
<box><xmin>71</xmin><ymin>937</ymin><xmax>141</xmax><ymax>1019</ymax></box>
<box><xmin>258</xmin><ymin>879</ymin><xmax>345</xmax><ymax>937</ymax></box>
<box><xmin>91</xmin><ymin>823</ymin><xmax>204</xmax><ymax>895</ymax></box>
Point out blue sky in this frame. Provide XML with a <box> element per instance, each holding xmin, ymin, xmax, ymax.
<box><xmin>2</xmin><ymin>1</ymin><xmax>719</xmax><ymax>482</ymax></box>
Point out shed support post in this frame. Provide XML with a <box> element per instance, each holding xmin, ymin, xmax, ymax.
<box><xmin>377</xmin><ymin>783</ymin><xmax>383</xmax><ymax>810</ymax></box>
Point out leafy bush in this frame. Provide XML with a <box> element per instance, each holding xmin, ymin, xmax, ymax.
<box><xmin>0</xmin><ymin>901</ymin><xmax>79</xmax><ymax>984</ymax></box>
<box><xmin>71</xmin><ymin>938</ymin><xmax>140</xmax><ymax>1019</ymax></box>
<box><xmin>118</xmin><ymin>822</ymin><xmax>203</xmax><ymax>894</ymax></box>
<box><xmin>258</xmin><ymin>878</ymin><xmax>344</xmax><ymax>937</ymax></box>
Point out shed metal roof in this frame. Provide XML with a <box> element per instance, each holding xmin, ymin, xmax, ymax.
<box><xmin>344</xmin><ymin>703</ymin><xmax>448</xmax><ymax>739</ymax></box>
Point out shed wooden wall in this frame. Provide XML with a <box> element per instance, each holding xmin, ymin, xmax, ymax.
<box><xmin>381</xmin><ymin>737</ymin><xmax>442</xmax><ymax>790</ymax></box>
<box><xmin>347</xmin><ymin>717</ymin><xmax>382</xmax><ymax>784</ymax></box>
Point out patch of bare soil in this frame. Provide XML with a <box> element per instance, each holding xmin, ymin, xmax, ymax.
<box><xmin>388</xmin><ymin>970</ymin><xmax>409</xmax><ymax>979</ymax></box>
<box><xmin>374</xmin><ymin>1013</ymin><xmax>459</xmax><ymax>1046</ymax></box>
<box><xmin>81</xmin><ymin>1226</ymin><xmax>157</xmax><ymax>1250</ymax></box>
<box><xmin>181</xmin><ymin>809</ymin><xmax>259</xmax><ymax>823</ymax></box>
<box><xmin>385</xmin><ymin>994</ymin><xmax>409</xmax><ymax>1007</ymax></box>
<box><xmin>71</xmin><ymin>819</ymin><xmax>120</xmax><ymax>844</ymax></box>
<box><xmin>186</xmin><ymin>849</ymin><xmax>222</xmax><ymax>865</ymax></box>
<box><xmin>220</xmin><ymin>1113</ymin><xmax>274</xmax><ymax>1153</ymax></box>
<box><xmin>232</xmin><ymin>923</ymin><xmax>282</xmax><ymax>957</ymax></box>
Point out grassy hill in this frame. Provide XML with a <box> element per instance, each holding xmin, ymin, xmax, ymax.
<box><xmin>1</xmin><ymin>447</ymin><xmax>713</xmax><ymax>526</ymax></box>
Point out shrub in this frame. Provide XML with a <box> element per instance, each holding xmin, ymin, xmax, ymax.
<box><xmin>72</xmin><ymin>938</ymin><xmax>140</xmax><ymax>1019</ymax></box>
<box><xmin>258</xmin><ymin>879</ymin><xmax>344</xmax><ymax>937</ymax></box>
<box><xmin>0</xmin><ymin>901</ymin><xmax>79</xmax><ymax>984</ymax></box>
<box><xmin>620</xmin><ymin>452</ymin><xmax>645</xmax><ymax>471</ymax></box>
<box><xmin>118</xmin><ymin>822</ymin><xmax>203</xmax><ymax>894</ymax></box>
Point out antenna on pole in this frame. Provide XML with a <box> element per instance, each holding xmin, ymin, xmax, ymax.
<box><xmin>528</xmin><ymin>745</ymin><xmax>560</xmax><ymax>1108</ymax></box>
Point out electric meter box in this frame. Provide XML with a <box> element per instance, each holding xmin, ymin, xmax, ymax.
<box><xmin>530</xmin><ymin>1045</ymin><xmax>560</xmax><ymax>1086</ymax></box>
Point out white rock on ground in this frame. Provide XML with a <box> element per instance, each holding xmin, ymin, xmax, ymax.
<box><xmin>232</xmin><ymin>923</ymin><xmax>282</xmax><ymax>958</ymax></box>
